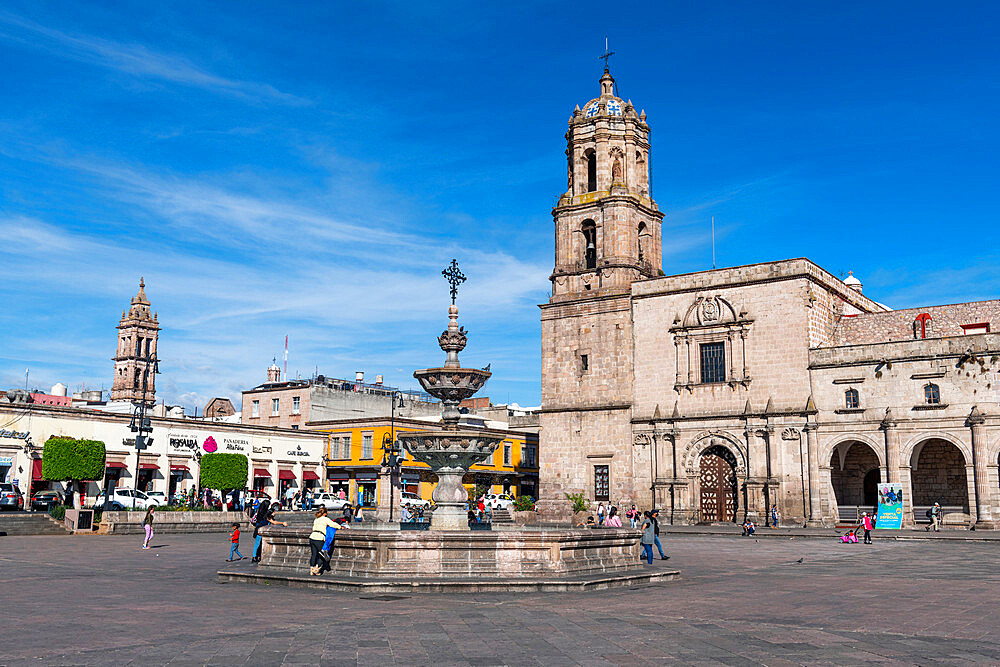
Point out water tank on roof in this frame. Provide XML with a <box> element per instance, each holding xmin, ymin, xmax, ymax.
<box><xmin>375</xmin><ymin>375</ymin><xmax>383</xmax><ymax>385</ymax></box>
<box><xmin>356</xmin><ymin>371</ymin><xmax>364</xmax><ymax>383</ymax></box>
<box><xmin>51</xmin><ymin>382</ymin><xmax>68</xmax><ymax>397</ymax></box>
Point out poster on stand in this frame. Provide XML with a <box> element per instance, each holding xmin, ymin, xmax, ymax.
<box><xmin>875</xmin><ymin>482</ymin><xmax>903</xmax><ymax>529</ymax></box>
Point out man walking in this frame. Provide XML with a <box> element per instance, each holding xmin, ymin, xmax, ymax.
<box><xmin>650</xmin><ymin>509</ymin><xmax>669</xmax><ymax>560</ymax></box>
<box><xmin>927</xmin><ymin>502</ymin><xmax>941</xmax><ymax>532</ymax></box>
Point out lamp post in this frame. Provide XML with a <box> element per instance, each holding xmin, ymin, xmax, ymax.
<box><xmin>128</xmin><ymin>350</ymin><xmax>159</xmax><ymax>510</ymax></box>
<box><xmin>380</xmin><ymin>391</ymin><xmax>405</xmax><ymax>522</ymax></box>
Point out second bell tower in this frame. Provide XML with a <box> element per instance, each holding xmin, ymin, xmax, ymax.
<box><xmin>550</xmin><ymin>67</ymin><xmax>663</xmax><ymax>298</ymax></box>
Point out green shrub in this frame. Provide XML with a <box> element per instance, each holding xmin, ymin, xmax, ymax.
<box><xmin>514</xmin><ymin>495</ymin><xmax>535</xmax><ymax>511</ymax></box>
<box><xmin>42</xmin><ymin>437</ymin><xmax>106</xmax><ymax>482</ymax></box>
<box><xmin>199</xmin><ymin>453</ymin><xmax>248</xmax><ymax>492</ymax></box>
<box><xmin>565</xmin><ymin>492</ymin><xmax>589</xmax><ymax>513</ymax></box>
<box><xmin>466</xmin><ymin>483</ymin><xmax>490</xmax><ymax>502</ymax></box>
<box><xmin>49</xmin><ymin>505</ymin><xmax>67</xmax><ymax>521</ymax></box>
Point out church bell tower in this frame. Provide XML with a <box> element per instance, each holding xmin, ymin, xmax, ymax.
<box><xmin>550</xmin><ymin>67</ymin><xmax>663</xmax><ymax>298</ymax></box>
<box><xmin>111</xmin><ymin>278</ymin><xmax>159</xmax><ymax>405</ymax></box>
<box><xmin>538</xmin><ymin>66</ymin><xmax>664</xmax><ymax>517</ymax></box>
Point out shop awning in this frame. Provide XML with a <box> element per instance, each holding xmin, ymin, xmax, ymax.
<box><xmin>139</xmin><ymin>463</ymin><xmax>159</xmax><ymax>470</ymax></box>
<box><xmin>253</xmin><ymin>468</ymin><xmax>271</xmax><ymax>477</ymax></box>
<box><xmin>278</xmin><ymin>469</ymin><xmax>296</xmax><ymax>480</ymax></box>
<box><xmin>356</xmin><ymin>472</ymin><xmax>377</xmax><ymax>481</ymax></box>
<box><xmin>169</xmin><ymin>465</ymin><xmax>189</xmax><ymax>472</ymax></box>
<box><xmin>302</xmin><ymin>471</ymin><xmax>320</xmax><ymax>481</ymax></box>
<box><xmin>106</xmin><ymin>462</ymin><xmax>127</xmax><ymax>469</ymax></box>
<box><xmin>328</xmin><ymin>471</ymin><xmax>350</xmax><ymax>481</ymax></box>
<box><xmin>31</xmin><ymin>459</ymin><xmax>43</xmax><ymax>481</ymax></box>
<box><xmin>402</xmin><ymin>474</ymin><xmax>421</xmax><ymax>483</ymax></box>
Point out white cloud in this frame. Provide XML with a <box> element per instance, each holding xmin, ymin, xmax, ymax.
<box><xmin>0</xmin><ymin>11</ymin><xmax>305</xmax><ymax>104</ymax></box>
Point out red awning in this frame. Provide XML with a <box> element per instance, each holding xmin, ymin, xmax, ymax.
<box><xmin>169</xmin><ymin>465</ymin><xmax>189</xmax><ymax>472</ymax></box>
<box><xmin>31</xmin><ymin>459</ymin><xmax>43</xmax><ymax>481</ymax></box>
<box><xmin>253</xmin><ymin>468</ymin><xmax>271</xmax><ymax>477</ymax></box>
<box><xmin>302</xmin><ymin>471</ymin><xmax>320</xmax><ymax>481</ymax></box>
<box><xmin>278</xmin><ymin>469</ymin><xmax>296</xmax><ymax>480</ymax></box>
<box><xmin>106</xmin><ymin>462</ymin><xmax>127</xmax><ymax>469</ymax></box>
<box><xmin>139</xmin><ymin>463</ymin><xmax>159</xmax><ymax>470</ymax></box>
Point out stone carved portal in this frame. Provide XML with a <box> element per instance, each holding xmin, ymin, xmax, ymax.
<box><xmin>699</xmin><ymin>445</ymin><xmax>738</xmax><ymax>523</ymax></box>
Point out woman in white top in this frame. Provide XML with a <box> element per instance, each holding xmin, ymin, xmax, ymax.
<box><xmin>308</xmin><ymin>507</ymin><xmax>339</xmax><ymax>576</ymax></box>
<box><xmin>354</xmin><ymin>505</ymin><xmax>364</xmax><ymax>523</ymax></box>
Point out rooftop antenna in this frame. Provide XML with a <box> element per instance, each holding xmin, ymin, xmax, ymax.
<box><xmin>712</xmin><ymin>216</ymin><xmax>716</xmax><ymax>269</ymax></box>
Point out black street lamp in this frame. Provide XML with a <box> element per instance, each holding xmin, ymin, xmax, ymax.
<box><xmin>127</xmin><ymin>350</ymin><xmax>159</xmax><ymax>510</ymax></box>
<box><xmin>380</xmin><ymin>391</ymin><xmax>406</xmax><ymax>522</ymax></box>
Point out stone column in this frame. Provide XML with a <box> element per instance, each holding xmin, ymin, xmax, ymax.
<box><xmin>804</xmin><ymin>424</ymin><xmax>823</xmax><ymax>526</ymax></box>
<box><xmin>968</xmin><ymin>406</ymin><xmax>998</xmax><ymax>529</ymax></box>
<box><xmin>375</xmin><ymin>466</ymin><xmax>402</xmax><ymax>524</ymax></box>
<box><xmin>880</xmin><ymin>409</ymin><xmax>900</xmax><ymax>483</ymax></box>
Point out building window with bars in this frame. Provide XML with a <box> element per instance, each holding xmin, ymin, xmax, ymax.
<box><xmin>924</xmin><ymin>383</ymin><xmax>941</xmax><ymax>405</ymax></box>
<box><xmin>700</xmin><ymin>342</ymin><xmax>726</xmax><ymax>383</ymax></box>
<box><xmin>362</xmin><ymin>433</ymin><xmax>373</xmax><ymax>459</ymax></box>
<box><xmin>503</xmin><ymin>443</ymin><xmax>512</xmax><ymax>467</ymax></box>
<box><xmin>292</xmin><ymin>396</ymin><xmax>300</xmax><ymax>414</ymax></box>
<box><xmin>845</xmin><ymin>388</ymin><xmax>859</xmax><ymax>409</ymax></box>
<box><xmin>594</xmin><ymin>464</ymin><xmax>610</xmax><ymax>501</ymax></box>
<box><xmin>341</xmin><ymin>436</ymin><xmax>352</xmax><ymax>459</ymax></box>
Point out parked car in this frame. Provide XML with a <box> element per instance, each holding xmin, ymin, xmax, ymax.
<box><xmin>400</xmin><ymin>492</ymin><xmax>432</xmax><ymax>509</ymax></box>
<box><xmin>144</xmin><ymin>491</ymin><xmax>168</xmax><ymax>506</ymax></box>
<box><xmin>483</xmin><ymin>493</ymin><xmax>514</xmax><ymax>511</ymax></box>
<box><xmin>310</xmin><ymin>492</ymin><xmax>350</xmax><ymax>511</ymax></box>
<box><xmin>30</xmin><ymin>490</ymin><xmax>64</xmax><ymax>510</ymax></box>
<box><xmin>0</xmin><ymin>483</ymin><xmax>24</xmax><ymax>510</ymax></box>
<box><xmin>90</xmin><ymin>488</ymin><xmax>158</xmax><ymax>510</ymax></box>
<box><xmin>244</xmin><ymin>489</ymin><xmax>282</xmax><ymax>512</ymax></box>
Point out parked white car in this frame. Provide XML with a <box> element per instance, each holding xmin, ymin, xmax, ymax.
<box><xmin>483</xmin><ymin>493</ymin><xmax>514</xmax><ymax>510</ymax></box>
<box><xmin>91</xmin><ymin>488</ymin><xmax>158</xmax><ymax>510</ymax></box>
<box><xmin>310</xmin><ymin>492</ymin><xmax>351</xmax><ymax>511</ymax></box>
<box><xmin>400</xmin><ymin>492</ymin><xmax>432</xmax><ymax>509</ymax></box>
<box><xmin>144</xmin><ymin>491</ymin><xmax>168</xmax><ymax>505</ymax></box>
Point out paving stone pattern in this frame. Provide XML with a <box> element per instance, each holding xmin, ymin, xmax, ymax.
<box><xmin>2</xmin><ymin>533</ymin><xmax>999</xmax><ymax>665</ymax></box>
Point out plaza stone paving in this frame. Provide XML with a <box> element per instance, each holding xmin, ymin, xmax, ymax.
<box><xmin>2</xmin><ymin>533</ymin><xmax>999</xmax><ymax>665</ymax></box>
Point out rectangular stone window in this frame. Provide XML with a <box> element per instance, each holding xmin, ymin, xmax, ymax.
<box><xmin>845</xmin><ymin>388</ymin><xmax>859</xmax><ymax>409</ymax></box>
<box><xmin>580</xmin><ymin>354</ymin><xmax>589</xmax><ymax>372</ymax></box>
<box><xmin>341</xmin><ymin>436</ymin><xmax>352</xmax><ymax>459</ymax></box>
<box><xmin>924</xmin><ymin>383</ymin><xmax>941</xmax><ymax>405</ymax></box>
<box><xmin>503</xmin><ymin>442</ymin><xmax>511</xmax><ymax>467</ymax></box>
<box><xmin>251</xmin><ymin>400</ymin><xmax>259</xmax><ymax>418</ymax></box>
<box><xmin>362</xmin><ymin>433</ymin><xmax>373</xmax><ymax>459</ymax></box>
<box><xmin>700</xmin><ymin>342</ymin><xmax>726</xmax><ymax>383</ymax></box>
<box><xmin>291</xmin><ymin>396</ymin><xmax>300</xmax><ymax>414</ymax></box>
<box><xmin>594</xmin><ymin>464</ymin><xmax>610</xmax><ymax>501</ymax></box>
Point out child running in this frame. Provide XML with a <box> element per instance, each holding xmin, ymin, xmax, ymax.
<box><xmin>227</xmin><ymin>522</ymin><xmax>244</xmax><ymax>561</ymax></box>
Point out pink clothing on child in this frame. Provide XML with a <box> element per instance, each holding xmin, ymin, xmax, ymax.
<box><xmin>604</xmin><ymin>516</ymin><xmax>622</xmax><ymax>528</ymax></box>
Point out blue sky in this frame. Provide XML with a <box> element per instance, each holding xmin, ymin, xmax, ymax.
<box><xmin>2</xmin><ymin>2</ymin><xmax>998</xmax><ymax>410</ymax></box>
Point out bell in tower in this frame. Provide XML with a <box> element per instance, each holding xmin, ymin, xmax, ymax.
<box><xmin>550</xmin><ymin>67</ymin><xmax>664</xmax><ymax>299</ymax></box>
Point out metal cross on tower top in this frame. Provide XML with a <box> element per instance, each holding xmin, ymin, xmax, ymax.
<box><xmin>442</xmin><ymin>259</ymin><xmax>466</xmax><ymax>305</ymax></box>
<box><xmin>599</xmin><ymin>37</ymin><xmax>615</xmax><ymax>70</ymax></box>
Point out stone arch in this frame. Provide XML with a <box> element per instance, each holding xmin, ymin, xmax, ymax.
<box><xmin>581</xmin><ymin>219</ymin><xmax>597</xmax><ymax>269</ymax></box>
<box><xmin>682</xmin><ymin>295</ymin><xmax>739</xmax><ymax>327</ymax></box>
<box><xmin>828</xmin><ymin>440</ymin><xmax>883</xmax><ymax>511</ymax></box>
<box><xmin>583</xmin><ymin>149</ymin><xmax>597</xmax><ymax>192</ymax></box>
<box><xmin>819</xmin><ymin>433</ymin><xmax>885</xmax><ymax>471</ymax></box>
<box><xmin>681</xmin><ymin>431</ymin><xmax>747</xmax><ymax>478</ymax></box>
<box><xmin>908</xmin><ymin>437</ymin><xmax>971</xmax><ymax>511</ymax></box>
<box><xmin>901</xmin><ymin>431</ymin><xmax>971</xmax><ymax>467</ymax></box>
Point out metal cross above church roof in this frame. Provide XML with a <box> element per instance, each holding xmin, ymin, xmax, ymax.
<box><xmin>442</xmin><ymin>259</ymin><xmax>466</xmax><ymax>305</ymax></box>
<box><xmin>599</xmin><ymin>37</ymin><xmax>615</xmax><ymax>70</ymax></box>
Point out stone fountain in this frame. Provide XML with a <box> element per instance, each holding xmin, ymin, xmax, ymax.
<box><xmin>399</xmin><ymin>300</ymin><xmax>503</xmax><ymax>529</ymax></box>
<box><xmin>218</xmin><ymin>261</ymin><xmax>678</xmax><ymax>592</ymax></box>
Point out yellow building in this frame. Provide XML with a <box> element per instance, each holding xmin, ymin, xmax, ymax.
<box><xmin>309</xmin><ymin>416</ymin><xmax>539</xmax><ymax>508</ymax></box>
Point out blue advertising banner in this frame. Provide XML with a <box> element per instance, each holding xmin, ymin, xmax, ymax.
<box><xmin>875</xmin><ymin>482</ymin><xmax>904</xmax><ymax>529</ymax></box>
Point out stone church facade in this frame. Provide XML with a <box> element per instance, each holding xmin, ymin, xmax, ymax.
<box><xmin>539</xmin><ymin>69</ymin><xmax>1000</xmax><ymax>529</ymax></box>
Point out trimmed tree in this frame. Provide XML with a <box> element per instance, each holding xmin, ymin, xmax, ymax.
<box><xmin>199</xmin><ymin>453</ymin><xmax>248</xmax><ymax>510</ymax></box>
<box><xmin>42</xmin><ymin>437</ymin><xmax>106</xmax><ymax>509</ymax></box>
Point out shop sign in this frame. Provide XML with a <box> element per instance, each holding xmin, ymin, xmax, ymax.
<box><xmin>168</xmin><ymin>435</ymin><xmax>199</xmax><ymax>452</ymax></box>
<box><xmin>0</xmin><ymin>456</ymin><xmax>13</xmax><ymax>465</ymax></box>
<box><xmin>252</xmin><ymin>445</ymin><xmax>271</xmax><ymax>454</ymax></box>
<box><xmin>285</xmin><ymin>444</ymin><xmax>311</xmax><ymax>458</ymax></box>
<box><xmin>222</xmin><ymin>437</ymin><xmax>249</xmax><ymax>452</ymax></box>
<box><xmin>203</xmin><ymin>436</ymin><xmax>218</xmax><ymax>453</ymax></box>
<box><xmin>0</xmin><ymin>429</ymin><xmax>30</xmax><ymax>442</ymax></box>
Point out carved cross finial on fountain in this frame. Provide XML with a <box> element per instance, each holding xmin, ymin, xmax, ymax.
<box><xmin>442</xmin><ymin>259</ymin><xmax>466</xmax><ymax>305</ymax></box>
